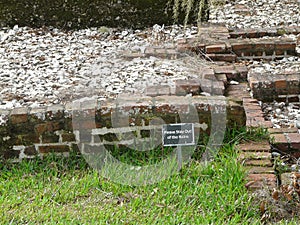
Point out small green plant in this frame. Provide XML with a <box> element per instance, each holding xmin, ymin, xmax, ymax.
<box><xmin>170</xmin><ymin>0</ymin><xmax>225</xmax><ymax>26</ymax></box>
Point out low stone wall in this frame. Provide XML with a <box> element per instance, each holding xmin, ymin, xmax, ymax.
<box><xmin>0</xmin><ymin>95</ymin><xmax>245</xmax><ymax>161</ymax></box>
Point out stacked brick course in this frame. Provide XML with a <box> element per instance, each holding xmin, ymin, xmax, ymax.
<box><xmin>248</xmin><ymin>71</ymin><xmax>300</xmax><ymax>101</ymax></box>
<box><xmin>0</xmin><ymin>96</ymin><xmax>244</xmax><ymax>161</ymax></box>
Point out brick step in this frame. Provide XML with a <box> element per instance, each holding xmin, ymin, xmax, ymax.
<box><xmin>213</xmin><ymin>65</ymin><xmax>248</xmax><ymax>81</ymax></box>
<box><xmin>243</xmin><ymin>159</ymin><xmax>273</xmax><ymax>167</ymax></box>
<box><xmin>238</xmin><ymin>141</ymin><xmax>271</xmax><ymax>152</ymax></box>
<box><xmin>206</xmin><ymin>54</ymin><xmax>237</xmax><ymax>62</ymax></box>
<box><xmin>245</xmin><ymin>174</ymin><xmax>277</xmax><ymax>190</ymax></box>
<box><xmin>230</xmin><ymin>37</ymin><xmax>296</xmax><ymax>57</ymax></box>
<box><xmin>270</xmin><ymin>133</ymin><xmax>300</xmax><ymax>157</ymax></box>
<box><xmin>243</xmin><ymin>98</ymin><xmax>272</xmax><ymax>128</ymax></box>
<box><xmin>245</xmin><ymin>166</ymin><xmax>274</xmax><ymax>174</ymax></box>
<box><xmin>229</xmin><ymin>26</ymin><xmax>300</xmax><ymax>39</ymax></box>
<box><xmin>239</xmin><ymin>151</ymin><xmax>272</xmax><ymax>160</ymax></box>
<box><xmin>225</xmin><ymin>82</ymin><xmax>249</xmax><ymax>103</ymax></box>
<box><xmin>174</xmin><ymin>79</ymin><xmax>225</xmax><ymax>96</ymax></box>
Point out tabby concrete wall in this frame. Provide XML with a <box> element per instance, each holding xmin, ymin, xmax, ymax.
<box><xmin>0</xmin><ymin>0</ymin><xmax>208</xmax><ymax>29</ymax></box>
<box><xmin>0</xmin><ymin>95</ymin><xmax>245</xmax><ymax>161</ymax></box>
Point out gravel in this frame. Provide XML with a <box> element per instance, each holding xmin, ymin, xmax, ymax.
<box><xmin>261</xmin><ymin>101</ymin><xmax>300</xmax><ymax>131</ymax></box>
<box><xmin>209</xmin><ymin>0</ymin><xmax>300</xmax><ymax>29</ymax></box>
<box><xmin>0</xmin><ymin>0</ymin><xmax>300</xmax><ymax>110</ymax></box>
<box><xmin>0</xmin><ymin>25</ymin><xmax>201</xmax><ymax>109</ymax></box>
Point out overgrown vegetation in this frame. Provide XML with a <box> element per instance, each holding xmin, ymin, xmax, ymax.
<box><xmin>171</xmin><ymin>0</ymin><xmax>209</xmax><ymax>26</ymax></box>
<box><xmin>1</xmin><ymin>127</ymin><xmax>298</xmax><ymax>224</ymax></box>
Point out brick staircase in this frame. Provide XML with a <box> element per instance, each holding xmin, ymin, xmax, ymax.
<box><xmin>2</xmin><ymin>23</ymin><xmax>300</xmax><ymax>192</ymax></box>
<box><xmin>141</xmin><ymin>24</ymin><xmax>300</xmax><ymax>191</ymax></box>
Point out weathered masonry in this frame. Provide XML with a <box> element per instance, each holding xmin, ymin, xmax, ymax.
<box><xmin>0</xmin><ymin>95</ymin><xmax>244</xmax><ymax>161</ymax></box>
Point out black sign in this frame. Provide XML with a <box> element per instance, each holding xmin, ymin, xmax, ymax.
<box><xmin>162</xmin><ymin>123</ymin><xmax>195</xmax><ymax>146</ymax></box>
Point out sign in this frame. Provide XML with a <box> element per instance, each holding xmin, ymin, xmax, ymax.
<box><xmin>162</xmin><ymin>123</ymin><xmax>195</xmax><ymax>146</ymax></box>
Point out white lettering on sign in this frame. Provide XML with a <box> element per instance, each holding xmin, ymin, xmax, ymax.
<box><xmin>162</xmin><ymin>123</ymin><xmax>195</xmax><ymax>146</ymax></box>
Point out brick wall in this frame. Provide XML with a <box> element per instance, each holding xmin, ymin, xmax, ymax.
<box><xmin>0</xmin><ymin>95</ymin><xmax>245</xmax><ymax>161</ymax></box>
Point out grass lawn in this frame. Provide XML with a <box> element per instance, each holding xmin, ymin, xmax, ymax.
<box><xmin>0</xmin><ymin>128</ymin><xmax>298</xmax><ymax>224</ymax></box>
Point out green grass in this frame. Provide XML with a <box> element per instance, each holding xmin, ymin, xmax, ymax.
<box><xmin>0</xmin><ymin>127</ymin><xmax>296</xmax><ymax>224</ymax></box>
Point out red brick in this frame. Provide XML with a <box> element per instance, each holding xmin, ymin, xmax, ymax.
<box><xmin>246</xmin><ymin>117</ymin><xmax>268</xmax><ymax>128</ymax></box>
<box><xmin>287</xmin><ymin>133</ymin><xmax>300</xmax><ymax>150</ymax></box>
<box><xmin>245</xmin><ymin>174</ymin><xmax>277</xmax><ymax>190</ymax></box>
<box><xmin>271</xmin><ymin>133</ymin><xmax>287</xmax><ymax>143</ymax></box>
<box><xmin>15</xmin><ymin>134</ymin><xmax>40</xmax><ymax>145</ymax></box>
<box><xmin>10</xmin><ymin>114</ymin><xmax>28</xmax><ymax>124</ymax></box>
<box><xmin>206</xmin><ymin>54</ymin><xmax>237</xmax><ymax>62</ymax></box>
<box><xmin>3</xmin><ymin>150</ymin><xmax>20</xmax><ymax>159</ymax></box>
<box><xmin>230</xmin><ymin>31</ymin><xmax>247</xmax><ymax>39</ymax></box>
<box><xmin>274</xmin><ymin>80</ymin><xmax>287</xmax><ymax>89</ymax></box>
<box><xmin>41</xmin><ymin>133</ymin><xmax>59</xmax><ymax>143</ymax></box>
<box><xmin>238</xmin><ymin>141</ymin><xmax>270</xmax><ymax>152</ymax></box>
<box><xmin>245</xmin><ymin>166</ymin><xmax>274</xmax><ymax>174</ymax></box>
<box><xmin>239</xmin><ymin>151</ymin><xmax>271</xmax><ymax>160</ymax></box>
<box><xmin>275</xmin><ymin>42</ymin><xmax>296</xmax><ymax>51</ymax></box>
<box><xmin>145</xmin><ymin>85</ymin><xmax>170</xmax><ymax>97</ymax></box>
<box><xmin>231</xmin><ymin>41</ymin><xmax>252</xmax><ymax>51</ymax></box>
<box><xmin>270</xmin><ymin>133</ymin><xmax>289</xmax><ymax>151</ymax></box>
<box><xmin>175</xmin><ymin>79</ymin><xmax>201</xmax><ymax>95</ymax></box>
<box><xmin>39</xmin><ymin>145</ymin><xmax>70</xmax><ymax>154</ymax></box>
<box><xmin>176</xmin><ymin>43</ymin><xmax>191</xmax><ymax>52</ymax></box>
<box><xmin>24</xmin><ymin>146</ymin><xmax>38</xmax><ymax>156</ymax></box>
<box><xmin>205</xmin><ymin>44</ymin><xmax>226</xmax><ymax>54</ymax></box>
<box><xmin>268</xmin><ymin>127</ymin><xmax>298</xmax><ymax>134</ymax></box>
<box><xmin>243</xmin><ymin>159</ymin><xmax>273</xmax><ymax>167</ymax></box>
<box><xmin>61</xmin><ymin>133</ymin><xmax>76</xmax><ymax>142</ymax></box>
<box><xmin>234</xmin><ymin>65</ymin><xmax>248</xmax><ymax>80</ymax></box>
<box><xmin>253</xmin><ymin>41</ymin><xmax>275</xmax><ymax>52</ymax></box>
<box><xmin>34</xmin><ymin>123</ymin><xmax>48</xmax><ymax>135</ymax></box>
